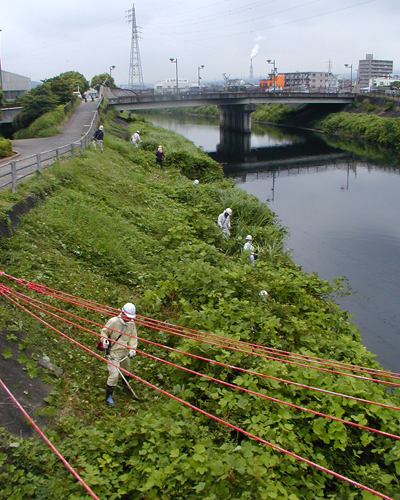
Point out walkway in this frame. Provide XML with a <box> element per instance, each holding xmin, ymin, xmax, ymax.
<box><xmin>8</xmin><ymin>99</ymin><xmax>99</xmax><ymax>162</ymax></box>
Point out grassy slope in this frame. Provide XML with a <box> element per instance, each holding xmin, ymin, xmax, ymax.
<box><xmin>0</xmin><ymin>111</ymin><xmax>399</xmax><ymax>499</ymax></box>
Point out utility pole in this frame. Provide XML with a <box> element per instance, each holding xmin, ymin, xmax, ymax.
<box><xmin>127</xmin><ymin>4</ymin><xmax>144</xmax><ymax>89</ymax></box>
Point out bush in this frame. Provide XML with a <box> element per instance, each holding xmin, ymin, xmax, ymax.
<box><xmin>14</xmin><ymin>105</ymin><xmax>65</xmax><ymax>139</ymax></box>
<box><xmin>253</xmin><ymin>104</ymin><xmax>299</xmax><ymax>124</ymax></box>
<box><xmin>0</xmin><ymin>137</ymin><xmax>12</xmax><ymax>158</ymax></box>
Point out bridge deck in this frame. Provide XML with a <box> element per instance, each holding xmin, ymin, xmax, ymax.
<box><xmin>107</xmin><ymin>90</ymin><xmax>354</xmax><ymax>111</ymax></box>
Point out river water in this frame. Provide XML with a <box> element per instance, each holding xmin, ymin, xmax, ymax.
<box><xmin>147</xmin><ymin>115</ymin><xmax>400</xmax><ymax>373</ymax></box>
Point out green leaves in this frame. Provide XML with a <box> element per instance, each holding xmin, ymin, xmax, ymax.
<box><xmin>1</xmin><ymin>349</ymin><xmax>12</xmax><ymax>359</ymax></box>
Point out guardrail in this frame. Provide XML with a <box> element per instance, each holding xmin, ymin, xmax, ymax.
<box><xmin>0</xmin><ymin>104</ymin><xmax>100</xmax><ymax>193</ymax></box>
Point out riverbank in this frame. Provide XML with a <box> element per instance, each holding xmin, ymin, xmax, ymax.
<box><xmin>0</xmin><ymin>110</ymin><xmax>399</xmax><ymax>499</ymax></box>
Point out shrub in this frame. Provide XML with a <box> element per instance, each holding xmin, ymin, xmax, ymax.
<box><xmin>14</xmin><ymin>105</ymin><xmax>65</xmax><ymax>139</ymax></box>
<box><xmin>0</xmin><ymin>137</ymin><xmax>12</xmax><ymax>158</ymax></box>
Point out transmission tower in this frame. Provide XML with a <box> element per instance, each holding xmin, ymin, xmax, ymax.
<box><xmin>127</xmin><ymin>4</ymin><xmax>144</xmax><ymax>89</ymax></box>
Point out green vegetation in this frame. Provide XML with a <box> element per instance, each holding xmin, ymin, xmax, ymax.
<box><xmin>252</xmin><ymin>104</ymin><xmax>300</xmax><ymax>124</ymax></box>
<box><xmin>316</xmin><ymin>112</ymin><xmax>400</xmax><ymax>152</ymax></box>
<box><xmin>0</xmin><ymin>137</ymin><xmax>12</xmax><ymax>158</ymax></box>
<box><xmin>13</xmin><ymin>104</ymin><xmax>71</xmax><ymax>139</ymax></box>
<box><xmin>141</xmin><ymin>105</ymin><xmax>219</xmax><ymax>118</ymax></box>
<box><xmin>91</xmin><ymin>73</ymin><xmax>116</xmax><ymax>89</ymax></box>
<box><xmin>0</xmin><ymin>111</ymin><xmax>399</xmax><ymax>499</ymax></box>
<box><xmin>13</xmin><ymin>71</ymin><xmax>88</xmax><ymax>132</ymax></box>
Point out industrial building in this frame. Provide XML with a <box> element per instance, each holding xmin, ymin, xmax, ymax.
<box><xmin>1</xmin><ymin>70</ymin><xmax>31</xmax><ymax>101</ymax></box>
<box><xmin>358</xmin><ymin>54</ymin><xmax>393</xmax><ymax>89</ymax></box>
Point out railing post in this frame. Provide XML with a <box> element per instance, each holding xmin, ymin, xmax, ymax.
<box><xmin>71</xmin><ymin>143</ymin><xmax>74</xmax><ymax>159</ymax></box>
<box><xmin>80</xmin><ymin>139</ymin><xmax>84</xmax><ymax>154</ymax></box>
<box><xmin>56</xmin><ymin>149</ymin><xmax>60</xmax><ymax>162</ymax></box>
<box><xmin>11</xmin><ymin>162</ymin><xmax>17</xmax><ymax>193</ymax></box>
<box><xmin>37</xmin><ymin>154</ymin><xmax>42</xmax><ymax>176</ymax></box>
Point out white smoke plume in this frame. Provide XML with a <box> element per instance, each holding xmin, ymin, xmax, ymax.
<box><xmin>250</xmin><ymin>35</ymin><xmax>266</xmax><ymax>59</ymax></box>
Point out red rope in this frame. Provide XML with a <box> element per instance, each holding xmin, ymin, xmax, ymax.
<box><xmin>0</xmin><ymin>378</ymin><xmax>101</xmax><ymax>500</ymax></box>
<box><xmin>3</xmin><ymin>284</ymin><xmax>400</xmax><ymax>414</ymax></box>
<box><xmin>1</xmin><ymin>292</ymin><xmax>395</xmax><ymax>500</ymax></box>
<box><xmin>5</xmin><ymin>286</ymin><xmax>400</xmax><ymax>440</ymax></box>
<box><xmin>2</xmin><ymin>270</ymin><xmax>398</xmax><ymax>381</ymax></box>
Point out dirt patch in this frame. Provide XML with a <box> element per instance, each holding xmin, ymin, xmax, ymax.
<box><xmin>0</xmin><ymin>329</ymin><xmax>55</xmax><ymax>437</ymax></box>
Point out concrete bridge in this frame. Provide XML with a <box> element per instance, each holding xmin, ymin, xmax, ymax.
<box><xmin>104</xmin><ymin>87</ymin><xmax>354</xmax><ymax>134</ymax></box>
<box><xmin>0</xmin><ymin>107</ymin><xmax>22</xmax><ymax>124</ymax></box>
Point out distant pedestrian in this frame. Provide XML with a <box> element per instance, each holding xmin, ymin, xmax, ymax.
<box><xmin>93</xmin><ymin>125</ymin><xmax>104</xmax><ymax>152</ymax></box>
<box><xmin>155</xmin><ymin>145</ymin><xmax>165</xmax><ymax>169</ymax></box>
<box><xmin>243</xmin><ymin>235</ymin><xmax>255</xmax><ymax>264</ymax></box>
<box><xmin>217</xmin><ymin>208</ymin><xmax>232</xmax><ymax>238</ymax></box>
<box><xmin>131</xmin><ymin>130</ymin><xmax>142</xmax><ymax>147</ymax></box>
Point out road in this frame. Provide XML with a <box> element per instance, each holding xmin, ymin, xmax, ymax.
<box><xmin>0</xmin><ymin>99</ymin><xmax>100</xmax><ymax>189</ymax></box>
<box><xmin>9</xmin><ymin>99</ymin><xmax>99</xmax><ymax>161</ymax></box>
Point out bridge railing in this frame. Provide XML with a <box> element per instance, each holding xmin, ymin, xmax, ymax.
<box><xmin>0</xmin><ymin>103</ymin><xmax>101</xmax><ymax>194</ymax></box>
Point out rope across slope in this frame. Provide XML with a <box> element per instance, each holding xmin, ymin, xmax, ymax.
<box><xmin>0</xmin><ymin>272</ymin><xmax>399</xmax><ymax>499</ymax></box>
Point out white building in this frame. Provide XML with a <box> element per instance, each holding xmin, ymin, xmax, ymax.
<box><xmin>154</xmin><ymin>78</ymin><xmax>191</xmax><ymax>93</ymax></box>
<box><xmin>370</xmin><ymin>76</ymin><xmax>400</xmax><ymax>89</ymax></box>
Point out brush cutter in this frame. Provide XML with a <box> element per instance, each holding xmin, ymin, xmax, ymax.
<box><xmin>116</xmin><ymin>355</ymin><xmax>140</xmax><ymax>400</ymax></box>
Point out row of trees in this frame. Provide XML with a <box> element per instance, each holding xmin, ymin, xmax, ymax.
<box><xmin>11</xmin><ymin>71</ymin><xmax>115</xmax><ymax>132</ymax></box>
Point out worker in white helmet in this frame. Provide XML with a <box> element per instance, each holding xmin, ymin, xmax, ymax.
<box><xmin>243</xmin><ymin>234</ymin><xmax>255</xmax><ymax>264</ymax></box>
<box><xmin>101</xmin><ymin>302</ymin><xmax>138</xmax><ymax>406</ymax></box>
<box><xmin>131</xmin><ymin>130</ymin><xmax>142</xmax><ymax>147</ymax></box>
<box><xmin>217</xmin><ymin>208</ymin><xmax>232</xmax><ymax>238</ymax></box>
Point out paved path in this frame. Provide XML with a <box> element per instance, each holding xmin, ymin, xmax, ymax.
<box><xmin>9</xmin><ymin>99</ymin><xmax>99</xmax><ymax>161</ymax></box>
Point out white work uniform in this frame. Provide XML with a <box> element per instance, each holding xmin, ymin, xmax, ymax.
<box><xmin>131</xmin><ymin>133</ymin><xmax>141</xmax><ymax>147</ymax></box>
<box><xmin>243</xmin><ymin>241</ymin><xmax>255</xmax><ymax>263</ymax></box>
<box><xmin>101</xmin><ymin>316</ymin><xmax>138</xmax><ymax>386</ymax></box>
<box><xmin>217</xmin><ymin>212</ymin><xmax>231</xmax><ymax>238</ymax></box>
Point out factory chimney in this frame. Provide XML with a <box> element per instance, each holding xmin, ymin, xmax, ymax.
<box><xmin>250</xmin><ymin>58</ymin><xmax>254</xmax><ymax>81</ymax></box>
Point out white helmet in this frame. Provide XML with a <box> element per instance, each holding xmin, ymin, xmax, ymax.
<box><xmin>246</xmin><ymin>235</ymin><xmax>252</xmax><ymax>241</ymax></box>
<box><xmin>225</xmin><ymin>208</ymin><xmax>232</xmax><ymax>215</ymax></box>
<box><xmin>259</xmin><ymin>290</ymin><xmax>268</xmax><ymax>297</ymax></box>
<box><xmin>136</xmin><ymin>130</ymin><xmax>140</xmax><ymax>133</ymax></box>
<box><xmin>122</xmin><ymin>302</ymin><xmax>136</xmax><ymax>319</ymax></box>
<box><xmin>193</xmin><ymin>179</ymin><xmax>199</xmax><ymax>185</ymax></box>
<box><xmin>99</xmin><ymin>125</ymin><xmax>104</xmax><ymax>130</ymax></box>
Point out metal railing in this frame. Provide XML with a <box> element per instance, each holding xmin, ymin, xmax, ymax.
<box><xmin>0</xmin><ymin>104</ymin><xmax>100</xmax><ymax>193</ymax></box>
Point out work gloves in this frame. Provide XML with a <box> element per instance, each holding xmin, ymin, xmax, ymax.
<box><xmin>129</xmin><ymin>350</ymin><xmax>136</xmax><ymax>358</ymax></box>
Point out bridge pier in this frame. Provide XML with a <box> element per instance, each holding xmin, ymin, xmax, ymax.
<box><xmin>217</xmin><ymin>104</ymin><xmax>256</xmax><ymax>134</ymax></box>
<box><xmin>217</xmin><ymin>130</ymin><xmax>252</xmax><ymax>159</ymax></box>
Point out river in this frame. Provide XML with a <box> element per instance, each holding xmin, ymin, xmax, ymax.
<box><xmin>147</xmin><ymin>114</ymin><xmax>400</xmax><ymax>373</ymax></box>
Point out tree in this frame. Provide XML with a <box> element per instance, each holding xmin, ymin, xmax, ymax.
<box><xmin>44</xmin><ymin>71</ymin><xmax>89</xmax><ymax>103</ymax></box>
<box><xmin>13</xmin><ymin>84</ymin><xmax>59</xmax><ymax>130</ymax></box>
<box><xmin>391</xmin><ymin>81</ymin><xmax>400</xmax><ymax>90</ymax></box>
<box><xmin>0</xmin><ymin>87</ymin><xmax>4</xmax><ymax>108</ymax></box>
<box><xmin>91</xmin><ymin>73</ymin><xmax>116</xmax><ymax>89</ymax></box>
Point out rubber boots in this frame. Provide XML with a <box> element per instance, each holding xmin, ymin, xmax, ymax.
<box><xmin>106</xmin><ymin>385</ymin><xmax>115</xmax><ymax>406</ymax></box>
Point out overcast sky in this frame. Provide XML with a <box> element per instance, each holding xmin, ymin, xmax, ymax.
<box><xmin>1</xmin><ymin>0</ymin><xmax>399</xmax><ymax>87</ymax></box>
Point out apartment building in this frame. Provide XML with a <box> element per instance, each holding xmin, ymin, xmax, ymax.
<box><xmin>284</xmin><ymin>72</ymin><xmax>337</xmax><ymax>91</ymax></box>
<box><xmin>358</xmin><ymin>54</ymin><xmax>393</xmax><ymax>89</ymax></box>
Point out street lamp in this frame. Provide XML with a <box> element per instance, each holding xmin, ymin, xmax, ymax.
<box><xmin>267</xmin><ymin>59</ymin><xmax>277</xmax><ymax>92</ymax></box>
<box><xmin>110</xmin><ymin>65</ymin><xmax>116</xmax><ymax>78</ymax></box>
<box><xmin>169</xmin><ymin>58</ymin><xmax>178</xmax><ymax>94</ymax></box>
<box><xmin>198</xmin><ymin>65</ymin><xmax>204</xmax><ymax>88</ymax></box>
<box><xmin>344</xmin><ymin>64</ymin><xmax>353</xmax><ymax>92</ymax></box>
